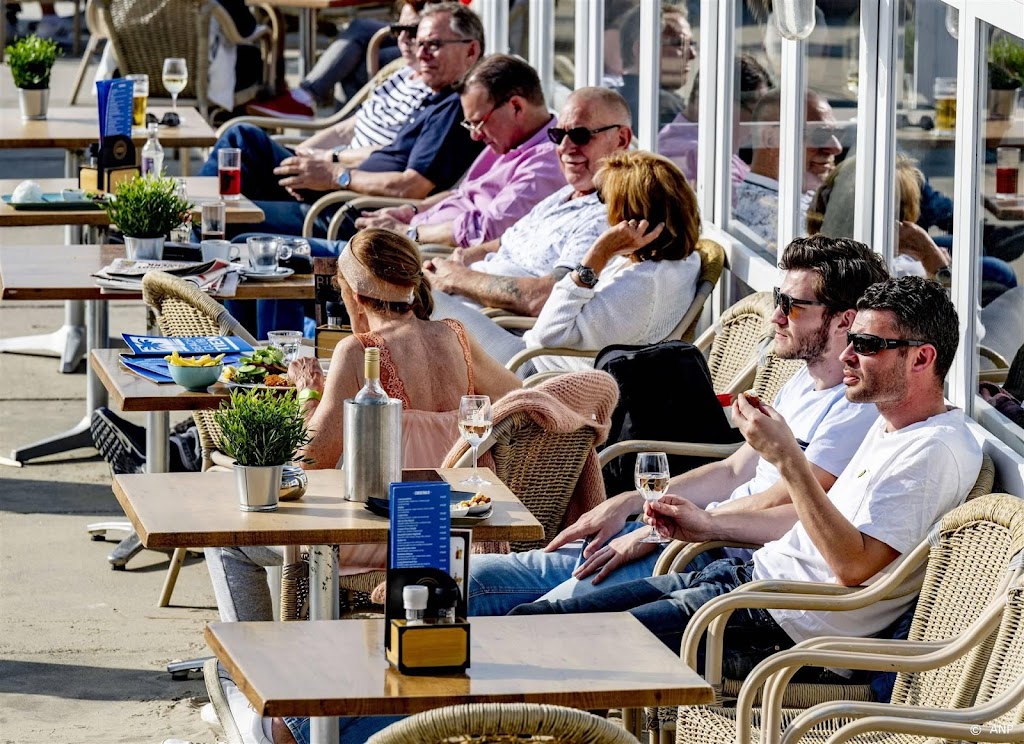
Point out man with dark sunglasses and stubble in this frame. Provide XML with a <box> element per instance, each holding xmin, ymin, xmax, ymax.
<box><xmin>423</xmin><ymin>86</ymin><xmax>631</xmax><ymax>346</ymax></box>
<box><xmin>507</xmin><ymin>274</ymin><xmax>982</xmax><ymax>679</ymax></box>
<box><xmin>469</xmin><ymin>236</ymin><xmax>887</xmax><ymax>616</ymax></box>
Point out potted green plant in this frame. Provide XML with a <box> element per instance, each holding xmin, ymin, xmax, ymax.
<box><xmin>4</xmin><ymin>34</ymin><xmax>61</xmax><ymax>121</ymax></box>
<box><xmin>214</xmin><ymin>388</ymin><xmax>313</xmax><ymax>512</ymax></box>
<box><xmin>988</xmin><ymin>36</ymin><xmax>1024</xmax><ymax>120</ymax></box>
<box><xmin>103</xmin><ymin>175</ymin><xmax>193</xmax><ymax>260</ymax></box>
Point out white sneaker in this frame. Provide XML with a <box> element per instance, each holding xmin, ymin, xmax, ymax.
<box><xmin>205</xmin><ymin>658</ymin><xmax>272</xmax><ymax>744</ymax></box>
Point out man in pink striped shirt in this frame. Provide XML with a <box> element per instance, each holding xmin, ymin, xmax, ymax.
<box><xmin>353</xmin><ymin>53</ymin><xmax>564</xmax><ymax>248</ymax></box>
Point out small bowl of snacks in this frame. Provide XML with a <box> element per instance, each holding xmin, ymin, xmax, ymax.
<box><xmin>452</xmin><ymin>492</ymin><xmax>492</xmax><ymax>516</ymax></box>
<box><xmin>164</xmin><ymin>352</ymin><xmax>224</xmax><ymax>391</ymax></box>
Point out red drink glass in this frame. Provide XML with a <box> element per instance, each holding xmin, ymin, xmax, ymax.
<box><xmin>218</xmin><ymin>148</ymin><xmax>242</xmax><ymax>201</ymax></box>
<box><xmin>996</xmin><ymin>147</ymin><xmax>1020</xmax><ymax>200</ymax></box>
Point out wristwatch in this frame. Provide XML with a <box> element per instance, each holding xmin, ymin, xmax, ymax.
<box><xmin>406</xmin><ymin>226</ymin><xmax>420</xmax><ymax>242</ymax></box>
<box><xmin>336</xmin><ymin>168</ymin><xmax>352</xmax><ymax>189</ymax></box>
<box><xmin>573</xmin><ymin>263</ymin><xmax>599</xmax><ymax>288</ymax></box>
<box><xmin>935</xmin><ymin>265</ymin><xmax>952</xmax><ymax>284</ymax></box>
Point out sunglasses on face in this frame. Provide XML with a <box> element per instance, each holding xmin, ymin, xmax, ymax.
<box><xmin>846</xmin><ymin>332</ymin><xmax>927</xmax><ymax>356</ymax></box>
<box><xmin>146</xmin><ymin>112</ymin><xmax>180</xmax><ymax>127</ymax></box>
<box><xmin>389</xmin><ymin>23</ymin><xmax>417</xmax><ymax>38</ymax></box>
<box><xmin>416</xmin><ymin>37</ymin><xmax>473</xmax><ymax>54</ymax></box>
<box><xmin>547</xmin><ymin>124</ymin><xmax>622</xmax><ymax>146</ymax></box>
<box><xmin>773</xmin><ymin>287</ymin><xmax>827</xmax><ymax>317</ymax></box>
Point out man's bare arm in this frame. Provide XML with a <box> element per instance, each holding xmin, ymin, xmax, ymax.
<box><xmin>301</xmin><ymin>118</ymin><xmax>357</xmax><ymax>150</ymax></box>
<box><xmin>348</xmin><ymin>168</ymin><xmax>435</xmax><ymax>199</ymax></box>
<box><xmin>415</xmin><ymin>221</ymin><xmax>455</xmax><ymax>246</ymax></box>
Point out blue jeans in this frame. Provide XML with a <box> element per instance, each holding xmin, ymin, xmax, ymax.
<box><xmin>301</xmin><ymin>17</ymin><xmax>399</xmax><ymax>102</ymax></box>
<box><xmin>284</xmin><ymin>714</ymin><xmax>403</xmax><ymax>744</ymax></box>
<box><xmin>508</xmin><ymin>557</ymin><xmax>792</xmax><ymax>670</ymax></box>
<box><xmin>468</xmin><ymin>522</ymin><xmax>664</xmax><ymax>617</ymax></box>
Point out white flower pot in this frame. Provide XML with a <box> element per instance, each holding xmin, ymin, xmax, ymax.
<box><xmin>124</xmin><ymin>236</ymin><xmax>165</xmax><ymax>261</ymax></box>
<box><xmin>18</xmin><ymin>88</ymin><xmax>49</xmax><ymax>120</ymax></box>
<box><xmin>234</xmin><ymin>464</ymin><xmax>283</xmax><ymax>512</ymax></box>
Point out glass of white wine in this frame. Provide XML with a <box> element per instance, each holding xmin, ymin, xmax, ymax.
<box><xmin>635</xmin><ymin>451</ymin><xmax>670</xmax><ymax>544</ymax></box>
<box><xmin>162</xmin><ymin>57</ymin><xmax>188</xmax><ymax>117</ymax></box>
<box><xmin>458</xmin><ymin>395</ymin><xmax>493</xmax><ymax>486</ymax></box>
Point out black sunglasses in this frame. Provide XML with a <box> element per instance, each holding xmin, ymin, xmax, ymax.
<box><xmin>146</xmin><ymin>112</ymin><xmax>180</xmax><ymax>128</ymax></box>
<box><xmin>389</xmin><ymin>23</ymin><xmax>417</xmax><ymax>38</ymax></box>
<box><xmin>547</xmin><ymin>124</ymin><xmax>622</xmax><ymax>146</ymax></box>
<box><xmin>846</xmin><ymin>332</ymin><xmax>927</xmax><ymax>356</ymax></box>
<box><xmin>773</xmin><ymin>287</ymin><xmax>827</xmax><ymax>317</ymax></box>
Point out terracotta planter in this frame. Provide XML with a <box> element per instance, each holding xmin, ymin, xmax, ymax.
<box><xmin>124</xmin><ymin>236</ymin><xmax>165</xmax><ymax>260</ymax></box>
<box><xmin>234</xmin><ymin>464</ymin><xmax>283</xmax><ymax>512</ymax></box>
<box><xmin>18</xmin><ymin>88</ymin><xmax>49</xmax><ymax>120</ymax></box>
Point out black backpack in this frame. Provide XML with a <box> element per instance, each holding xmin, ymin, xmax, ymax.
<box><xmin>595</xmin><ymin>341</ymin><xmax>744</xmax><ymax>496</ymax></box>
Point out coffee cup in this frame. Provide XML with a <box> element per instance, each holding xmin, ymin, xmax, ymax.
<box><xmin>246</xmin><ymin>236</ymin><xmax>292</xmax><ymax>274</ymax></box>
<box><xmin>201</xmin><ymin>239</ymin><xmax>240</xmax><ymax>263</ymax></box>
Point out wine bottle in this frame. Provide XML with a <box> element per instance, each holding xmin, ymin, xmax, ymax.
<box><xmin>141</xmin><ymin>123</ymin><xmax>164</xmax><ymax>177</ymax></box>
<box><xmin>353</xmin><ymin>347</ymin><xmax>389</xmax><ymax>405</ymax></box>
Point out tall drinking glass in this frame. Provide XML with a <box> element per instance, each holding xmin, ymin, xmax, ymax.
<box><xmin>125</xmin><ymin>74</ymin><xmax>149</xmax><ymax>128</ymax></box>
<box><xmin>268</xmin><ymin>330</ymin><xmax>303</xmax><ymax>363</ymax></box>
<box><xmin>458</xmin><ymin>395</ymin><xmax>493</xmax><ymax>486</ymax></box>
<box><xmin>162</xmin><ymin>58</ymin><xmax>188</xmax><ymax>115</ymax></box>
<box><xmin>218</xmin><ymin>148</ymin><xmax>242</xmax><ymax>200</ymax></box>
<box><xmin>635</xmin><ymin>451</ymin><xmax>670</xmax><ymax>543</ymax></box>
<box><xmin>200</xmin><ymin>201</ymin><xmax>226</xmax><ymax>242</ymax></box>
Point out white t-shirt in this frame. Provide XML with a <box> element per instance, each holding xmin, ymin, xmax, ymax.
<box><xmin>753</xmin><ymin>408</ymin><xmax>983</xmax><ymax>644</ymax></box>
<box><xmin>707</xmin><ymin>366</ymin><xmax>880</xmax><ymax>509</ymax></box>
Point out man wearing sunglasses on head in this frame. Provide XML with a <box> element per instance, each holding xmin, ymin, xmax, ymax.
<box><xmin>733</xmin><ymin>89</ymin><xmax>844</xmax><ymax>248</ymax></box>
<box><xmin>469</xmin><ymin>236</ymin><xmax>886</xmax><ymax>617</ymax></box>
<box><xmin>422</xmin><ymin>87</ymin><xmax>631</xmax><ymax>352</ymax></box>
<box><xmin>508</xmin><ymin>275</ymin><xmax>982</xmax><ymax>680</ymax></box>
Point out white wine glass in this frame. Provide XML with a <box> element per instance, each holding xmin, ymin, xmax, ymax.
<box><xmin>635</xmin><ymin>451</ymin><xmax>670</xmax><ymax>544</ymax></box>
<box><xmin>162</xmin><ymin>57</ymin><xmax>188</xmax><ymax>116</ymax></box>
<box><xmin>458</xmin><ymin>395</ymin><xmax>493</xmax><ymax>487</ymax></box>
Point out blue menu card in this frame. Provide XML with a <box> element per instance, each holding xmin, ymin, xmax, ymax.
<box><xmin>388</xmin><ymin>481</ymin><xmax>451</xmax><ymax>572</ymax></box>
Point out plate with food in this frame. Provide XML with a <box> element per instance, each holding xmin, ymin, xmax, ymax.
<box><xmin>450</xmin><ymin>492</ymin><xmax>492</xmax><ymax>519</ymax></box>
<box><xmin>219</xmin><ymin>346</ymin><xmax>294</xmax><ymax>390</ymax></box>
<box><xmin>2</xmin><ymin>180</ymin><xmax>108</xmax><ymax>211</ymax></box>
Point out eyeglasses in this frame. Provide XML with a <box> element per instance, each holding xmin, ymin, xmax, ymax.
<box><xmin>416</xmin><ymin>37</ymin><xmax>473</xmax><ymax>54</ymax></box>
<box><xmin>547</xmin><ymin>124</ymin><xmax>623</xmax><ymax>146</ymax></box>
<box><xmin>805</xmin><ymin>125</ymin><xmax>841</xmax><ymax>148</ymax></box>
<box><xmin>846</xmin><ymin>332</ymin><xmax>927</xmax><ymax>356</ymax></box>
<box><xmin>460</xmin><ymin>99</ymin><xmax>507</xmax><ymax>135</ymax></box>
<box><xmin>146</xmin><ymin>112</ymin><xmax>180</xmax><ymax>127</ymax></box>
<box><xmin>773</xmin><ymin>287</ymin><xmax>827</xmax><ymax>317</ymax></box>
<box><xmin>389</xmin><ymin>23</ymin><xmax>418</xmax><ymax>38</ymax></box>
<box><xmin>662</xmin><ymin>36</ymin><xmax>697</xmax><ymax>52</ymax></box>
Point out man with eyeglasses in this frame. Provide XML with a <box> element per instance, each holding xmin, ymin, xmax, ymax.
<box><xmin>420</xmin><ymin>87</ymin><xmax>631</xmax><ymax>361</ymax></box>
<box><xmin>507</xmin><ymin>274</ymin><xmax>982</xmax><ymax>678</ymax></box>
<box><xmin>733</xmin><ymin>89</ymin><xmax>844</xmax><ymax>247</ymax></box>
<box><xmin>468</xmin><ymin>235</ymin><xmax>886</xmax><ymax>617</ymax></box>
<box><xmin>199</xmin><ymin>2</ymin><xmax>484</xmax><ymax>242</ymax></box>
<box><xmin>349</xmin><ymin>53</ymin><xmax>564</xmax><ymax>248</ymax></box>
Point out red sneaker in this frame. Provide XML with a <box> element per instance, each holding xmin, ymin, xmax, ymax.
<box><xmin>246</xmin><ymin>92</ymin><xmax>315</xmax><ymax>120</ymax></box>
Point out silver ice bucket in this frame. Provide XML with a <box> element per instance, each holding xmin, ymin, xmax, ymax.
<box><xmin>343</xmin><ymin>398</ymin><xmax>402</xmax><ymax>502</ymax></box>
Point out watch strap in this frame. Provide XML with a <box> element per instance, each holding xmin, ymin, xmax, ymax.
<box><xmin>574</xmin><ymin>263</ymin><xmax>599</xmax><ymax>288</ymax></box>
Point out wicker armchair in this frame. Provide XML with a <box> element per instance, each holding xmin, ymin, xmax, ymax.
<box><xmin>673</xmin><ymin>491</ymin><xmax>1024</xmax><ymax>744</ymax></box>
<box><xmin>100</xmin><ymin>0</ymin><xmax>276</xmax><ymax>120</ymax></box>
<box><xmin>505</xmin><ymin>239</ymin><xmax>727</xmax><ymax>376</ymax></box>
<box><xmin>814</xmin><ymin>574</ymin><xmax>1024</xmax><ymax>744</ymax></box>
<box><xmin>141</xmin><ymin>271</ymin><xmax>257</xmax><ymax>606</ymax></box>
<box><xmin>367</xmin><ymin>703</ymin><xmax>638</xmax><ymax>744</ymax></box>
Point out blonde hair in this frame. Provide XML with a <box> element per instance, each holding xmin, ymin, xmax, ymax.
<box><xmin>336</xmin><ymin>228</ymin><xmax>433</xmax><ymax>320</ymax></box>
<box><xmin>593</xmin><ymin>150</ymin><xmax>700</xmax><ymax>261</ymax></box>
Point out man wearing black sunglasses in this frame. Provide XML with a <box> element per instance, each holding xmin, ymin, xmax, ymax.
<box><xmin>503</xmin><ymin>275</ymin><xmax>982</xmax><ymax>682</ymax></box>
<box><xmin>733</xmin><ymin>89</ymin><xmax>843</xmax><ymax>246</ymax></box>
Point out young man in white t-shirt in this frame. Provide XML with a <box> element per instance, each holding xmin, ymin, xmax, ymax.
<box><xmin>469</xmin><ymin>236</ymin><xmax>890</xmax><ymax>616</ymax></box>
<box><xmin>510</xmin><ymin>276</ymin><xmax>983</xmax><ymax>670</ymax></box>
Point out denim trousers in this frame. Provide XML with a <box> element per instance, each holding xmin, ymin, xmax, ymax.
<box><xmin>300</xmin><ymin>18</ymin><xmax>398</xmax><ymax>102</ymax></box>
<box><xmin>508</xmin><ymin>557</ymin><xmax>795</xmax><ymax>677</ymax></box>
<box><xmin>284</xmin><ymin>714</ymin><xmax>403</xmax><ymax>744</ymax></box>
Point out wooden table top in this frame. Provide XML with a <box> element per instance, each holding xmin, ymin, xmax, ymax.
<box><xmin>205</xmin><ymin>613</ymin><xmax>713</xmax><ymax>717</ymax></box>
<box><xmin>1</xmin><ymin>245</ymin><xmax>312</xmax><ymax>302</ymax></box>
<box><xmin>0</xmin><ymin>107</ymin><xmax>217</xmax><ymax>149</ymax></box>
<box><xmin>0</xmin><ymin>178</ymin><xmax>264</xmax><ymax>227</ymax></box>
<box><xmin>897</xmin><ymin>118</ymin><xmax>1024</xmax><ymax>148</ymax></box>
<box><xmin>984</xmin><ymin>194</ymin><xmax>1024</xmax><ymax>221</ymax></box>
<box><xmin>112</xmin><ymin>468</ymin><xmax>545</xmax><ymax>548</ymax></box>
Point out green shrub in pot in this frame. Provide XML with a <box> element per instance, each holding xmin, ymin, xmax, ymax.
<box><xmin>103</xmin><ymin>176</ymin><xmax>193</xmax><ymax>259</ymax></box>
<box><xmin>214</xmin><ymin>388</ymin><xmax>313</xmax><ymax>468</ymax></box>
<box><xmin>5</xmin><ymin>34</ymin><xmax>61</xmax><ymax>120</ymax></box>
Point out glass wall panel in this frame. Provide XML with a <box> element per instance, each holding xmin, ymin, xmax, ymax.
<box><xmin>725</xmin><ymin>1</ymin><xmax>853</xmax><ymax>262</ymax></box>
<box><xmin>976</xmin><ymin>20</ymin><xmax>1024</xmax><ymax>449</ymax></box>
<box><xmin>553</xmin><ymin>0</ymin><xmax>577</xmax><ymax>108</ymax></box>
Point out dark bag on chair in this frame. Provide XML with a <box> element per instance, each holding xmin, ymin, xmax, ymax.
<box><xmin>595</xmin><ymin>341</ymin><xmax>743</xmax><ymax>496</ymax></box>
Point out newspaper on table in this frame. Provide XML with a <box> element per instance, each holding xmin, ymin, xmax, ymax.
<box><xmin>93</xmin><ymin>257</ymin><xmax>239</xmax><ymax>295</ymax></box>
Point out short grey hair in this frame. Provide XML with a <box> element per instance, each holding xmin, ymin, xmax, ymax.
<box><xmin>420</xmin><ymin>2</ymin><xmax>485</xmax><ymax>56</ymax></box>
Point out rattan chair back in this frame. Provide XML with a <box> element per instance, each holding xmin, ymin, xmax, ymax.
<box><xmin>750</xmin><ymin>352</ymin><xmax>805</xmax><ymax>404</ymax></box>
<box><xmin>366</xmin><ymin>703</ymin><xmax>638</xmax><ymax>744</ymax></box>
<box><xmin>704</xmin><ymin>291</ymin><xmax>775</xmax><ymax>393</ymax></box>
<box><xmin>141</xmin><ymin>271</ymin><xmax>257</xmax><ymax>471</ymax></box>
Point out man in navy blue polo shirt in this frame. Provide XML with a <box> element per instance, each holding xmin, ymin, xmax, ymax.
<box><xmin>199</xmin><ymin>2</ymin><xmax>485</xmax><ymax>238</ymax></box>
